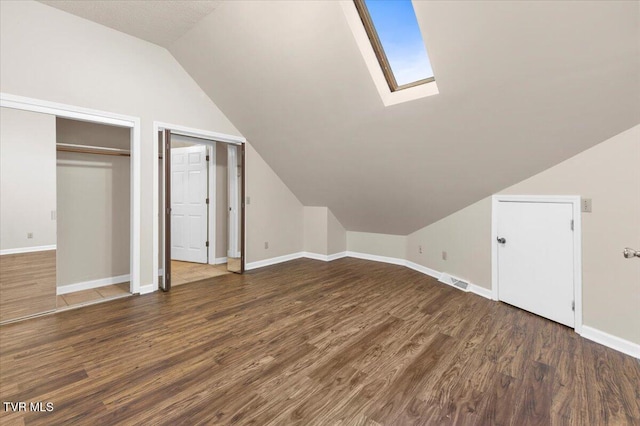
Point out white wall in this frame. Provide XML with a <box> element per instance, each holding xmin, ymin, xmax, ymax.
<box><xmin>303</xmin><ymin>206</ymin><xmax>347</xmax><ymax>256</ymax></box>
<box><xmin>0</xmin><ymin>0</ymin><xmax>239</xmax><ymax>285</ymax></box>
<box><xmin>304</xmin><ymin>207</ymin><xmax>328</xmax><ymax>255</ymax></box>
<box><xmin>406</xmin><ymin>198</ymin><xmax>492</xmax><ymax>288</ymax></box>
<box><xmin>0</xmin><ymin>107</ymin><xmax>56</xmax><ymax>252</ymax></box>
<box><xmin>347</xmin><ymin>231</ymin><xmax>407</xmax><ymax>260</ymax></box>
<box><xmin>246</xmin><ymin>143</ymin><xmax>304</xmax><ymax>262</ymax></box>
<box><xmin>327</xmin><ymin>208</ymin><xmax>346</xmax><ymax>255</ymax></box>
<box><xmin>408</xmin><ymin>125</ymin><xmax>640</xmax><ymax>344</ymax></box>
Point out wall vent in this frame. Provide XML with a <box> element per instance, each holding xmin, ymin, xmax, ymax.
<box><xmin>438</xmin><ymin>273</ymin><xmax>470</xmax><ymax>291</ymax></box>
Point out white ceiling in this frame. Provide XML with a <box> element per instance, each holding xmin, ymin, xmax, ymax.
<box><xmin>39</xmin><ymin>0</ymin><xmax>219</xmax><ymax>46</ymax></box>
<box><xmin>39</xmin><ymin>1</ymin><xmax>640</xmax><ymax>234</ymax></box>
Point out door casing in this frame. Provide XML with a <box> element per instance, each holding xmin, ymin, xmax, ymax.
<box><xmin>491</xmin><ymin>195</ymin><xmax>583</xmax><ymax>333</ymax></box>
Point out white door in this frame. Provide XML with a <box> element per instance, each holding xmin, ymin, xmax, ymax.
<box><xmin>496</xmin><ymin>201</ymin><xmax>575</xmax><ymax>327</ymax></box>
<box><xmin>171</xmin><ymin>145</ymin><xmax>208</xmax><ymax>263</ymax></box>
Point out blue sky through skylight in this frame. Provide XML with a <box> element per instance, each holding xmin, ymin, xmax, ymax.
<box><xmin>364</xmin><ymin>0</ymin><xmax>433</xmax><ymax>86</ymax></box>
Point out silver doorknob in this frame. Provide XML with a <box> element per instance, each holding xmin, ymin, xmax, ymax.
<box><xmin>497</xmin><ymin>237</ymin><xmax>506</xmax><ymax>244</ymax></box>
<box><xmin>623</xmin><ymin>248</ymin><xmax>639</xmax><ymax>258</ymax></box>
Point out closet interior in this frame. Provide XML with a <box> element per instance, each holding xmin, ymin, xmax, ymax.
<box><xmin>55</xmin><ymin>118</ymin><xmax>132</xmax><ymax>309</ymax></box>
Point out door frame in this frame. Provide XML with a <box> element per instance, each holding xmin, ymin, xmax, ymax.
<box><xmin>0</xmin><ymin>93</ymin><xmax>142</xmax><ymax>294</ymax></box>
<box><xmin>491</xmin><ymin>194</ymin><xmax>583</xmax><ymax>333</ymax></box>
<box><xmin>153</xmin><ymin>121</ymin><xmax>246</xmax><ymax>292</ymax></box>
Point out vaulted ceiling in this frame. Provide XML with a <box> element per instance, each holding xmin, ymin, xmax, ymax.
<box><xmin>40</xmin><ymin>0</ymin><xmax>220</xmax><ymax>46</ymax></box>
<box><xmin>39</xmin><ymin>1</ymin><xmax>640</xmax><ymax>234</ymax></box>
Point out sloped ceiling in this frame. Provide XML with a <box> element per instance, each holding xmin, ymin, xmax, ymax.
<box><xmin>41</xmin><ymin>1</ymin><xmax>640</xmax><ymax>234</ymax></box>
<box><xmin>39</xmin><ymin>0</ymin><xmax>219</xmax><ymax>46</ymax></box>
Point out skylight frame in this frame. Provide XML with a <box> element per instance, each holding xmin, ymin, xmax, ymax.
<box><xmin>353</xmin><ymin>0</ymin><xmax>435</xmax><ymax>92</ymax></box>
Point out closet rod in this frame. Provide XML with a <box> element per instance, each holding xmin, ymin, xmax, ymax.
<box><xmin>57</xmin><ymin>143</ymin><xmax>165</xmax><ymax>159</ymax></box>
<box><xmin>56</xmin><ymin>143</ymin><xmax>130</xmax><ymax>157</ymax></box>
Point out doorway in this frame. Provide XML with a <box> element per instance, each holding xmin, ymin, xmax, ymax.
<box><xmin>492</xmin><ymin>195</ymin><xmax>582</xmax><ymax>331</ymax></box>
<box><xmin>158</xmin><ymin>128</ymin><xmax>245</xmax><ymax>291</ymax></box>
<box><xmin>55</xmin><ymin>118</ymin><xmax>133</xmax><ymax>309</ymax></box>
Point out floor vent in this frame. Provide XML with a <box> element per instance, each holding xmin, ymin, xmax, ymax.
<box><xmin>438</xmin><ymin>273</ymin><xmax>469</xmax><ymax>291</ymax></box>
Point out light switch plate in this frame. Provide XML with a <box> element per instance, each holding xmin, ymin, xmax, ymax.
<box><xmin>581</xmin><ymin>198</ymin><xmax>592</xmax><ymax>213</ymax></box>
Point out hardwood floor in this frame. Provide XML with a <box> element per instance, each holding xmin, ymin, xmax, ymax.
<box><xmin>171</xmin><ymin>260</ymin><xmax>230</xmax><ymax>286</ymax></box>
<box><xmin>0</xmin><ymin>258</ymin><xmax>638</xmax><ymax>425</ymax></box>
<box><xmin>0</xmin><ymin>250</ymin><xmax>56</xmax><ymax>323</ymax></box>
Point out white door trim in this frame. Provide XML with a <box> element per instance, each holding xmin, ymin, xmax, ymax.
<box><xmin>0</xmin><ymin>93</ymin><xmax>142</xmax><ymax>295</ymax></box>
<box><xmin>153</xmin><ymin>121</ymin><xmax>246</xmax><ymax>293</ymax></box>
<box><xmin>491</xmin><ymin>194</ymin><xmax>583</xmax><ymax>333</ymax></box>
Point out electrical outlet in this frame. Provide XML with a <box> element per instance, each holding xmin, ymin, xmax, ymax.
<box><xmin>581</xmin><ymin>198</ymin><xmax>592</xmax><ymax>213</ymax></box>
<box><xmin>27</xmin><ymin>233</ymin><xmax>33</xmax><ymax>239</ymax></box>
<box><xmin>264</xmin><ymin>242</ymin><xmax>269</xmax><ymax>249</ymax></box>
<box><xmin>442</xmin><ymin>251</ymin><xmax>447</xmax><ymax>260</ymax></box>
<box><xmin>246</xmin><ymin>196</ymin><xmax>251</xmax><ymax>205</ymax></box>
<box><xmin>418</xmin><ymin>245</ymin><xmax>423</xmax><ymax>254</ymax></box>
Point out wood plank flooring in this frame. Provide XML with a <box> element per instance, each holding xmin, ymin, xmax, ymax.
<box><xmin>171</xmin><ymin>260</ymin><xmax>229</xmax><ymax>286</ymax></box>
<box><xmin>1</xmin><ymin>258</ymin><xmax>638</xmax><ymax>425</ymax></box>
<box><xmin>0</xmin><ymin>250</ymin><xmax>56</xmax><ymax>323</ymax></box>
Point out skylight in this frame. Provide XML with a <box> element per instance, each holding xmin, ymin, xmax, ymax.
<box><xmin>354</xmin><ymin>0</ymin><xmax>434</xmax><ymax>91</ymax></box>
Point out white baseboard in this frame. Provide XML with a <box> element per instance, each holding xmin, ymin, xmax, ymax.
<box><xmin>245</xmin><ymin>252</ymin><xmax>305</xmax><ymax>271</ymax></box>
<box><xmin>57</xmin><ymin>274</ymin><xmax>130</xmax><ymax>295</ymax></box>
<box><xmin>138</xmin><ymin>284</ymin><xmax>155</xmax><ymax>295</ymax></box>
<box><xmin>0</xmin><ymin>245</ymin><xmax>57</xmax><ymax>256</ymax></box>
<box><xmin>214</xmin><ymin>257</ymin><xmax>228</xmax><ymax>265</ymax></box>
<box><xmin>581</xmin><ymin>326</ymin><xmax>640</xmax><ymax>359</ymax></box>
<box><xmin>346</xmin><ymin>251</ymin><xmax>405</xmax><ymax>266</ymax></box>
<box><xmin>303</xmin><ymin>252</ymin><xmax>329</xmax><ymax>261</ymax></box>
<box><xmin>327</xmin><ymin>251</ymin><xmax>348</xmax><ymax>261</ymax></box>
<box><xmin>303</xmin><ymin>251</ymin><xmax>348</xmax><ymax>262</ymax></box>
<box><xmin>246</xmin><ymin>251</ymin><xmax>347</xmax><ymax>269</ymax></box>
<box><xmin>469</xmin><ymin>284</ymin><xmax>493</xmax><ymax>300</ymax></box>
<box><xmin>405</xmin><ymin>260</ymin><xmax>441</xmax><ymax>280</ymax></box>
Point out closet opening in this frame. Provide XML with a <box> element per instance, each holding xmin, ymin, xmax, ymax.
<box><xmin>55</xmin><ymin>118</ymin><xmax>132</xmax><ymax>310</ymax></box>
<box><xmin>158</xmin><ymin>129</ymin><xmax>244</xmax><ymax>291</ymax></box>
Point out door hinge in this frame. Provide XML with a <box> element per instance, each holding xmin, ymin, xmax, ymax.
<box><xmin>166</xmin><ymin>207</ymin><xmax>171</xmax><ymax>215</ymax></box>
<box><xmin>570</xmin><ymin>220</ymin><xmax>574</xmax><ymax>231</ymax></box>
<box><xmin>206</xmin><ymin>155</ymin><xmax>210</xmax><ymax>161</ymax></box>
<box><xmin>206</xmin><ymin>198</ymin><xmax>209</xmax><ymax>204</ymax></box>
<box><xmin>206</xmin><ymin>241</ymin><xmax>209</xmax><ymax>247</ymax></box>
<box><xmin>571</xmin><ymin>301</ymin><xmax>575</xmax><ymax>311</ymax></box>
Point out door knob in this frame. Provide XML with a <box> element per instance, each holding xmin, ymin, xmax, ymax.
<box><xmin>623</xmin><ymin>248</ymin><xmax>639</xmax><ymax>258</ymax></box>
<box><xmin>497</xmin><ymin>237</ymin><xmax>506</xmax><ymax>244</ymax></box>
